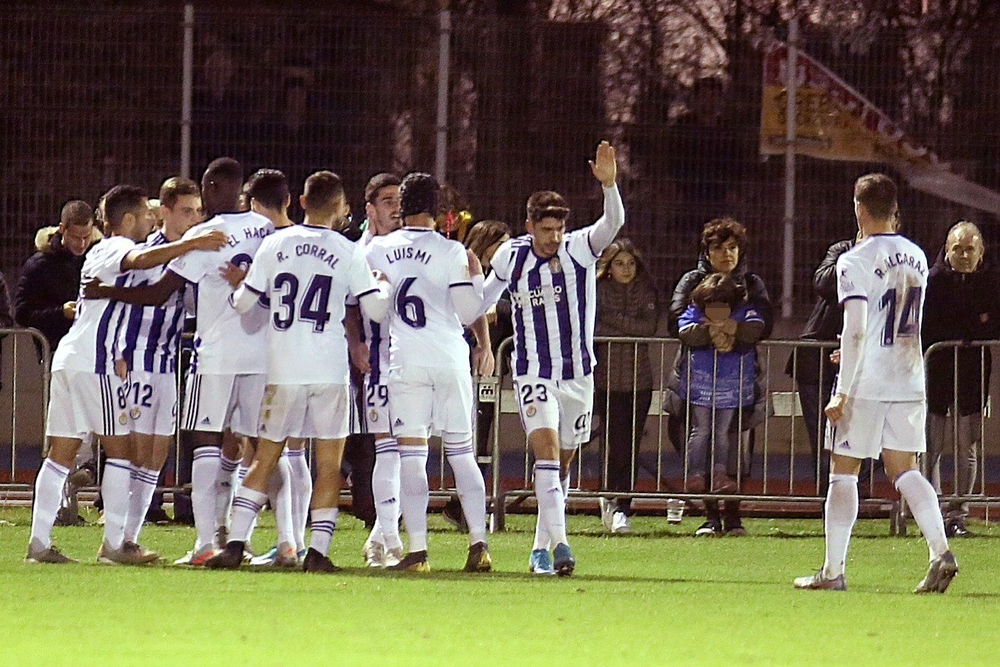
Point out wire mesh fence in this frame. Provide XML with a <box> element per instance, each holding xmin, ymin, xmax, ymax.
<box><xmin>3</xmin><ymin>2</ymin><xmax>999</xmax><ymax>317</ymax></box>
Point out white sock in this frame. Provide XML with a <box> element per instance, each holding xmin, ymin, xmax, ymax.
<box><xmin>373</xmin><ymin>438</ymin><xmax>402</xmax><ymax>551</ymax></box>
<box><xmin>230</xmin><ymin>486</ymin><xmax>267</xmax><ymax>544</ymax></box>
<box><xmin>192</xmin><ymin>447</ymin><xmax>221</xmax><ymax>550</ymax></box>
<box><xmin>444</xmin><ymin>436</ymin><xmax>487</xmax><ymax>545</ymax></box>
<box><xmin>101</xmin><ymin>458</ymin><xmax>132</xmax><ymax>551</ymax></box>
<box><xmin>561</xmin><ymin>471</ymin><xmax>571</xmax><ymax>497</ymax></box>
<box><xmin>215</xmin><ymin>454</ymin><xmax>239</xmax><ymax>533</ymax></box>
<box><xmin>398</xmin><ymin>445</ymin><xmax>429</xmax><ymax>553</ymax></box>
<box><xmin>30</xmin><ymin>459</ymin><xmax>70</xmax><ymax>549</ymax></box>
<box><xmin>309</xmin><ymin>507</ymin><xmax>339</xmax><ymax>556</ymax></box>
<box><xmin>268</xmin><ymin>455</ymin><xmax>295</xmax><ymax>547</ymax></box>
<box><xmin>822</xmin><ymin>473</ymin><xmax>858</xmax><ymax>578</ymax></box>
<box><xmin>895</xmin><ymin>469</ymin><xmax>950</xmax><ymax>560</ymax></box>
<box><xmin>124</xmin><ymin>465</ymin><xmax>159</xmax><ymax>543</ymax></box>
<box><xmin>532</xmin><ymin>512</ymin><xmax>550</xmax><ymax>552</ymax></box>
<box><xmin>286</xmin><ymin>447</ymin><xmax>312</xmax><ymax>552</ymax></box>
<box><xmin>535</xmin><ymin>460</ymin><xmax>567</xmax><ymax>547</ymax></box>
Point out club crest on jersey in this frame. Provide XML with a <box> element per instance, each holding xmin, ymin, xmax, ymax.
<box><xmin>549</xmin><ymin>257</ymin><xmax>562</xmax><ymax>274</ymax></box>
<box><xmin>526</xmin><ymin>405</ymin><xmax>537</xmax><ymax>417</ymax></box>
<box><xmin>119</xmin><ymin>414</ymin><xmax>128</xmax><ymax>425</ymax></box>
<box><xmin>130</xmin><ymin>408</ymin><xmax>141</xmax><ymax>420</ymax></box>
<box><xmin>370</xmin><ymin>409</ymin><xmax>379</xmax><ymax>423</ymax></box>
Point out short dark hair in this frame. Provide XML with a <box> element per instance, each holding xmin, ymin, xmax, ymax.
<box><xmin>204</xmin><ymin>157</ymin><xmax>243</xmax><ymax>186</ymax></box>
<box><xmin>102</xmin><ymin>185</ymin><xmax>146</xmax><ymax>231</ymax></box>
<box><xmin>701</xmin><ymin>217</ymin><xmax>746</xmax><ymax>253</ymax></box>
<box><xmin>303</xmin><ymin>171</ymin><xmax>344</xmax><ymax>215</ymax></box>
<box><xmin>400</xmin><ymin>172</ymin><xmax>440</xmax><ymax>218</ymax></box>
<box><xmin>526</xmin><ymin>191</ymin><xmax>570</xmax><ymax>224</ymax></box>
<box><xmin>60</xmin><ymin>200</ymin><xmax>93</xmax><ymax>228</ymax></box>
<box><xmin>691</xmin><ymin>272</ymin><xmax>744</xmax><ymax>312</ymax></box>
<box><xmin>365</xmin><ymin>172</ymin><xmax>402</xmax><ymax>203</ymax></box>
<box><xmin>159</xmin><ymin>177</ymin><xmax>199</xmax><ymax>209</ymax></box>
<box><xmin>854</xmin><ymin>173</ymin><xmax>898</xmax><ymax>221</ymax></box>
<box><xmin>246</xmin><ymin>169</ymin><xmax>289</xmax><ymax>212</ymax></box>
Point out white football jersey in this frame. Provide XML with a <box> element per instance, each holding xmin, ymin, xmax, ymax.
<box><xmin>242</xmin><ymin>224</ymin><xmax>379</xmax><ymax>385</ymax></box>
<box><xmin>118</xmin><ymin>230</ymin><xmax>186</xmax><ymax>374</ymax></box>
<box><xmin>52</xmin><ymin>236</ymin><xmax>136</xmax><ymax>374</ymax></box>
<box><xmin>367</xmin><ymin>228</ymin><xmax>471</xmax><ymax>371</ymax></box>
<box><xmin>489</xmin><ymin>231</ymin><xmax>600</xmax><ymax>380</ymax></box>
<box><xmin>837</xmin><ymin>233</ymin><xmax>928</xmax><ymax>401</ymax></box>
<box><xmin>168</xmin><ymin>211</ymin><xmax>274</xmax><ymax>375</ymax></box>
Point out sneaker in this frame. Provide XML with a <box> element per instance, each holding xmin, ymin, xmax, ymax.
<box><xmin>173</xmin><ymin>544</ymin><xmax>217</xmax><ymax>566</ymax></box>
<box><xmin>25</xmin><ymin>539</ymin><xmax>77</xmax><ymax>564</ymax></box>
<box><xmin>97</xmin><ymin>540</ymin><xmax>157</xmax><ymax>566</ymax></box>
<box><xmin>553</xmin><ymin>543</ymin><xmax>575</xmax><ymax>577</ymax></box>
<box><xmin>694</xmin><ymin>520</ymin><xmax>722</xmax><ymax>537</ymax></box>
<box><xmin>302</xmin><ymin>547</ymin><xmax>341</xmax><ymax>573</ymax></box>
<box><xmin>387</xmin><ymin>550</ymin><xmax>431</xmax><ymax>573</ymax></box>
<box><xmin>710</xmin><ymin>471</ymin><xmax>737</xmax><ymax>493</ymax></box>
<box><xmin>611</xmin><ymin>511</ymin><xmax>632</xmax><ymax>534</ymax></box>
<box><xmin>249</xmin><ymin>542</ymin><xmax>298</xmax><ymax>568</ymax></box>
<box><xmin>205</xmin><ymin>541</ymin><xmax>245</xmax><ymax>570</ymax></box>
<box><xmin>122</xmin><ymin>541</ymin><xmax>160</xmax><ymax>564</ymax></box>
<box><xmin>724</xmin><ymin>521</ymin><xmax>748</xmax><ymax>537</ymax></box>
<box><xmin>914</xmin><ymin>551</ymin><xmax>959</xmax><ymax>594</ymax></box>
<box><xmin>363</xmin><ymin>540</ymin><xmax>386</xmax><ymax>568</ymax></box>
<box><xmin>214</xmin><ymin>525</ymin><xmax>229</xmax><ymax>550</ymax></box>
<box><xmin>528</xmin><ymin>548</ymin><xmax>556</xmax><ymax>575</ymax></box>
<box><xmin>464</xmin><ymin>541</ymin><xmax>492</xmax><ymax>573</ymax></box>
<box><xmin>54</xmin><ymin>507</ymin><xmax>87</xmax><ymax>527</ymax></box>
<box><xmin>945</xmin><ymin>519</ymin><xmax>970</xmax><ymax>538</ymax></box>
<box><xmin>598</xmin><ymin>497</ymin><xmax>615</xmax><ymax>531</ymax></box>
<box><xmin>384</xmin><ymin>546</ymin><xmax>404</xmax><ymax>568</ymax></box>
<box><xmin>794</xmin><ymin>568</ymin><xmax>847</xmax><ymax>591</ymax></box>
<box><xmin>67</xmin><ymin>465</ymin><xmax>95</xmax><ymax>487</ymax></box>
<box><xmin>145</xmin><ymin>507</ymin><xmax>171</xmax><ymax>525</ymax></box>
<box><xmin>441</xmin><ymin>497</ymin><xmax>468</xmax><ymax>533</ymax></box>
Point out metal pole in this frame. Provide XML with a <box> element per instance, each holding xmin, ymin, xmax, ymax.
<box><xmin>181</xmin><ymin>3</ymin><xmax>195</xmax><ymax>179</ymax></box>
<box><xmin>781</xmin><ymin>16</ymin><xmax>799</xmax><ymax>319</ymax></box>
<box><xmin>434</xmin><ymin>8</ymin><xmax>451</xmax><ymax>184</ymax></box>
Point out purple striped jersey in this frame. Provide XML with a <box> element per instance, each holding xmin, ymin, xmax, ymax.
<box><xmin>489</xmin><ymin>231</ymin><xmax>601</xmax><ymax>380</ymax></box>
<box><xmin>352</xmin><ymin>230</ymin><xmax>390</xmax><ymax>385</ymax></box>
<box><xmin>118</xmin><ymin>230</ymin><xmax>186</xmax><ymax>374</ymax></box>
<box><xmin>51</xmin><ymin>236</ymin><xmax>136</xmax><ymax>374</ymax></box>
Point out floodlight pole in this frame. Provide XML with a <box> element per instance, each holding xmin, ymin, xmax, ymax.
<box><xmin>180</xmin><ymin>3</ymin><xmax>194</xmax><ymax>180</ymax></box>
<box><xmin>781</xmin><ymin>16</ymin><xmax>799</xmax><ymax>319</ymax></box>
<box><xmin>434</xmin><ymin>8</ymin><xmax>452</xmax><ymax>184</ymax></box>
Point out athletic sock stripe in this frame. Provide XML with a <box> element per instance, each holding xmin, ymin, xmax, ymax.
<box><xmin>535</xmin><ymin>465</ymin><xmax>561</xmax><ymax>472</ymax></box>
<box><xmin>135</xmin><ymin>471</ymin><xmax>160</xmax><ymax>484</ymax></box>
<box><xmin>444</xmin><ymin>446</ymin><xmax>475</xmax><ymax>456</ymax></box>
<box><xmin>232</xmin><ymin>498</ymin><xmax>263</xmax><ymax>512</ymax></box>
<box><xmin>193</xmin><ymin>449</ymin><xmax>220</xmax><ymax>460</ymax></box>
<box><xmin>43</xmin><ymin>460</ymin><xmax>70</xmax><ymax>477</ymax></box>
<box><xmin>286</xmin><ymin>448</ymin><xmax>306</xmax><ymax>457</ymax></box>
<box><xmin>105</xmin><ymin>460</ymin><xmax>132</xmax><ymax>472</ymax></box>
<box><xmin>375</xmin><ymin>445</ymin><xmax>400</xmax><ymax>454</ymax></box>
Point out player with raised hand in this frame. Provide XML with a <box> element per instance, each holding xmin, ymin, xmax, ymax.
<box><xmin>27</xmin><ymin>184</ymin><xmax>226</xmax><ymax>565</ymax></box>
<box><xmin>794</xmin><ymin>173</ymin><xmax>958</xmax><ymax>593</ymax></box>
<box><xmin>366</xmin><ymin>172</ymin><xmax>494</xmax><ymax>573</ymax></box>
<box><xmin>482</xmin><ymin>141</ymin><xmax>623</xmax><ymax>576</ymax></box>
<box><xmin>344</xmin><ymin>172</ymin><xmax>406</xmax><ymax>567</ymax></box>
<box><xmin>206</xmin><ymin>171</ymin><xmax>389</xmax><ymax>572</ymax></box>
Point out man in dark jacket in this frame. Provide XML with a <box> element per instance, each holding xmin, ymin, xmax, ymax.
<box><xmin>13</xmin><ymin>200</ymin><xmax>99</xmax><ymax>354</ymax></box>
<box><xmin>785</xmin><ymin>237</ymin><xmax>855</xmax><ymax>493</ymax></box>
<box><xmin>922</xmin><ymin>221</ymin><xmax>1000</xmax><ymax>537</ymax></box>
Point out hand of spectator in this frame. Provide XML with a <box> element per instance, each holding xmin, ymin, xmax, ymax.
<box><xmin>219</xmin><ymin>262</ymin><xmax>247</xmax><ymax>289</ymax></box>
<box><xmin>829</xmin><ymin>349</ymin><xmax>841</xmax><ymax>365</ymax></box>
<box><xmin>349</xmin><ymin>341</ymin><xmax>371</xmax><ymax>374</ymax></box>
<box><xmin>62</xmin><ymin>301</ymin><xmax>77</xmax><ymax>319</ymax></box>
<box><xmin>825</xmin><ymin>392</ymin><xmax>847</xmax><ymax>423</ymax></box>
<box><xmin>82</xmin><ymin>279</ymin><xmax>111</xmax><ymax>301</ymax></box>
<box><xmin>589</xmin><ymin>140</ymin><xmax>617</xmax><ymax>187</ymax></box>
<box><xmin>472</xmin><ymin>343</ymin><xmax>495</xmax><ymax>377</ymax></box>
<box><xmin>189</xmin><ymin>229</ymin><xmax>229</xmax><ymax>251</ymax></box>
<box><xmin>711</xmin><ymin>329</ymin><xmax>735</xmax><ymax>353</ymax></box>
<box><xmin>718</xmin><ymin>317</ymin><xmax>737</xmax><ymax>336</ymax></box>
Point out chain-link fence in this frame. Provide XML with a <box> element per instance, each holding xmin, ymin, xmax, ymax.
<box><xmin>3</xmin><ymin>2</ymin><xmax>999</xmax><ymax>317</ymax></box>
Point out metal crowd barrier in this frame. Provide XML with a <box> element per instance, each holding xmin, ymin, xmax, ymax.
<box><xmin>0</xmin><ymin>327</ymin><xmax>51</xmax><ymax>498</ymax></box>
<box><xmin>485</xmin><ymin>336</ymin><xmax>1000</xmax><ymax>533</ymax></box>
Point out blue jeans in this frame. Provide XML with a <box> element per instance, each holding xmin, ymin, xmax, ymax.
<box><xmin>686</xmin><ymin>405</ymin><xmax>736</xmax><ymax>477</ymax></box>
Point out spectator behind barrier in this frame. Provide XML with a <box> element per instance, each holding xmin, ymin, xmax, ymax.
<box><xmin>13</xmin><ymin>200</ymin><xmax>101</xmax><ymax>355</ymax></box>
<box><xmin>593</xmin><ymin>238</ymin><xmax>659</xmax><ymax>534</ymax></box>
<box><xmin>922</xmin><ymin>220</ymin><xmax>1000</xmax><ymax>538</ymax></box>
<box><xmin>668</xmin><ymin>217</ymin><xmax>772</xmax><ymax>537</ymax></box>
<box><xmin>784</xmin><ymin>233</ymin><xmax>856</xmax><ymax>493</ymax></box>
<box><xmin>0</xmin><ymin>270</ymin><xmax>12</xmax><ymax>390</ymax></box>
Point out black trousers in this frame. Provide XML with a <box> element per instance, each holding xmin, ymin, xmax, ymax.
<box><xmin>343</xmin><ymin>433</ymin><xmax>375</xmax><ymax>527</ymax></box>
<box><xmin>595</xmin><ymin>389</ymin><xmax>652</xmax><ymax>515</ymax></box>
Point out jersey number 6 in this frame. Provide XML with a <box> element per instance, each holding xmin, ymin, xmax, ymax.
<box><xmin>395</xmin><ymin>277</ymin><xmax>427</xmax><ymax>329</ymax></box>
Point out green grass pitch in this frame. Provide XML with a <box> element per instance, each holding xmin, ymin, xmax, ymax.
<box><xmin>1</xmin><ymin>507</ymin><xmax>997</xmax><ymax>666</ymax></box>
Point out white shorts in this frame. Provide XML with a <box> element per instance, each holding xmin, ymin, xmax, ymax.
<box><xmin>514</xmin><ymin>374</ymin><xmax>594</xmax><ymax>449</ymax></box>
<box><xmin>46</xmin><ymin>369</ymin><xmax>129</xmax><ymax>439</ymax></box>
<box><xmin>259</xmin><ymin>383</ymin><xmax>350</xmax><ymax>441</ymax></box>
<box><xmin>388</xmin><ymin>365</ymin><xmax>473</xmax><ymax>439</ymax></box>
<box><xmin>363</xmin><ymin>377</ymin><xmax>391</xmax><ymax>435</ymax></box>
<box><xmin>181</xmin><ymin>373</ymin><xmax>266</xmax><ymax>438</ymax></box>
<box><xmin>827</xmin><ymin>398</ymin><xmax>926</xmax><ymax>460</ymax></box>
<box><xmin>127</xmin><ymin>370</ymin><xmax>177</xmax><ymax>437</ymax></box>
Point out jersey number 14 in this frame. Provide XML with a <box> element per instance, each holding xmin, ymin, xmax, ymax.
<box><xmin>879</xmin><ymin>286</ymin><xmax>921</xmax><ymax>347</ymax></box>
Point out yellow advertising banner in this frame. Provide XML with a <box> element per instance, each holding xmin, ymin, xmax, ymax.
<box><xmin>760</xmin><ymin>42</ymin><xmax>1000</xmax><ymax>214</ymax></box>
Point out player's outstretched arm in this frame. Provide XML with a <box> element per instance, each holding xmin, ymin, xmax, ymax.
<box><xmin>83</xmin><ymin>270</ymin><xmax>186</xmax><ymax>307</ymax></box>
<box><xmin>586</xmin><ymin>141</ymin><xmax>625</xmax><ymax>256</ymax></box>
<box><xmin>121</xmin><ymin>229</ymin><xmax>228</xmax><ymax>271</ymax></box>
